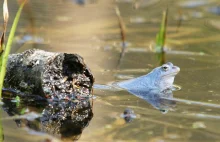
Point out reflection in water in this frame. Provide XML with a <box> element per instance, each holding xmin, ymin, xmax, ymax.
<box><xmin>2</xmin><ymin>90</ymin><xmax>93</xmax><ymax>141</ymax></box>
<box><xmin>140</xmin><ymin>88</ymin><xmax>176</xmax><ymax>113</ymax></box>
<box><xmin>120</xmin><ymin>88</ymin><xmax>176</xmax><ymax>120</ymax></box>
<box><xmin>124</xmin><ymin>86</ymin><xmax>176</xmax><ymax>113</ymax></box>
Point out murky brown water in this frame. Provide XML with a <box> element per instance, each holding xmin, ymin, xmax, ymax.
<box><xmin>2</xmin><ymin>0</ymin><xmax>220</xmax><ymax>141</ymax></box>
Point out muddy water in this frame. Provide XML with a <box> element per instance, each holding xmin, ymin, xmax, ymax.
<box><xmin>2</xmin><ymin>0</ymin><xmax>220</xmax><ymax>141</ymax></box>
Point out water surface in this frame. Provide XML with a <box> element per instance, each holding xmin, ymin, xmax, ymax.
<box><xmin>2</xmin><ymin>0</ymin><xmax>220</xmax><ymax>141</ymax></box>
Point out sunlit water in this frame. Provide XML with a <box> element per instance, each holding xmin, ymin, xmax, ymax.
<box><xmin>1</xmin><ymin>0</ymin><xmax>220</xmax><ymax>141</ymax></box>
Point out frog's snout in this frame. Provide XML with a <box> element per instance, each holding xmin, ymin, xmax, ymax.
<box><xmin>173</xmin><ymin>66</ymin><xmax>180</xmax><ymax>73</ymax></box>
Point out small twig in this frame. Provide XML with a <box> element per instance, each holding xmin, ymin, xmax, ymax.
<box><xmin>115</xmin><ymin>7</ymin><xmax>127</xmax><ymax>69</ymax></box>
<box><xmin>115</xmin><ymin>7</ymin><xmax>126</xmax><ymax>45</ymax></box>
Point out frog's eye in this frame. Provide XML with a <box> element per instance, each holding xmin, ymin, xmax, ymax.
<box><xmin>162</xmin><ymin>65</ymin><xmax>169</xmax><ymax>71</ymax></box>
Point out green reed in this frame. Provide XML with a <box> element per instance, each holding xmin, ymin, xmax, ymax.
<box><xmin>155</xmin><ymin>9</ymin><xmax>168</xmax><ymax>65</ymax></box>
<box><xmin>0</xmin><ymin>1</ymin><xmax>26</xmax><ymax>98</ymax></box>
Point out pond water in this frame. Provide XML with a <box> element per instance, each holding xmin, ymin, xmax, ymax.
<box><xmin>2</xmin><ymin>0</ymin><xmax>220</xmax><ymax>141</ymax></box>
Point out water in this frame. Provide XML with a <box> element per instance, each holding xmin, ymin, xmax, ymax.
<box><xmin>2</xmin><ymin>0</ymin><xmax>220</xmax><ymax>141</ymax></box>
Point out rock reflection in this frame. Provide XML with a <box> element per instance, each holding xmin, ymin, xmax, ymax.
<box><xmin>2</xmin><ymin>91</ymin><xmax>93</xmax><ymax>141</ymax></box>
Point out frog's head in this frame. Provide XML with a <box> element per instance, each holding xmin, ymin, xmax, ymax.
<box><xmin>150</xmin><ymin>62</ymin><xmax>180</xmax><ymax>91</ymax></box>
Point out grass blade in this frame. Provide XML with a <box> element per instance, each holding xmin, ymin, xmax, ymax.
<box><xmin>155</xmin><ymin>9</ymin><xmax>168</xmax><ymax>65</ymax></box>
<box><xmin>155</xmin><ymin>8</ymin><xmax>168</xmax><ymax>52</ymax></box>
<box><xmin>0</xmin><ymin>1</ymin><xmax>26</xmax><ymax>98</ymax></box>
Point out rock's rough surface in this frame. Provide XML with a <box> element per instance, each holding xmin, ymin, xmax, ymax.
<box><xmin>5</xmin><ymin>49</ymin><xmax>94</xmax><ymax>99</ymax></box>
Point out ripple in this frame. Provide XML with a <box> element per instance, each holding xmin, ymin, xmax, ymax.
<box><xmin>178</xmin><ymin>0</ymin><xmax>209</xmax><ymax>8</ymax></box>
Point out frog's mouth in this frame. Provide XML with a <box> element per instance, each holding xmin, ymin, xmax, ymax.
<box><xmin>162</xmin><ymin>71</ymin><xmax>179</xmax><ymax>78</ymax></box>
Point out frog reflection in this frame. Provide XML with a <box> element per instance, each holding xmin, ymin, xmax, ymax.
<box><xmin>143</xmin><ymin>88</ymin><xmax>176</xmax><ymax>113</ymax></box>
<box><xmin>116</xmin><ymin>62</ymin><xmax>179</xmax><ymax>113</ymax></box>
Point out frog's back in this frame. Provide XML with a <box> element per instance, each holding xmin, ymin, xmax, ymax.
<box><xmin>116</xmin><ymin>71</ymin><xmax>157</xmax><ymax>92</ymax></box>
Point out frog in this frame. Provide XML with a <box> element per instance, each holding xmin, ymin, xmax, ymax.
<box><xmin>115</xmin><ymin>62</ymin><xmax>180</xmax><ymax>97</ymax></box>
<box><xmin>93</xmin><ymin>62</ymin><xmax>180</xmax><ymax>113</ymax></box>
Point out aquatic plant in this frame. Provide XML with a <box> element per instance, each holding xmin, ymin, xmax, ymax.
<box><xmin>115</xmin><ymin>7</ymin><xmax>126</xmax><ymax>47</ymax></box>
<box><xmin>0</xmin><ymin>0</ymin><xmax>26</xmax><ymax>98</ymax></box>
<box><xmin>156</xmin><ymin>9</ymin><xmax>168</xmax><ymax>52</ymax></box>
<box><xmin>0</xmin><ymin>1</ymin><xmax>26</xmax><ymax>139</ymax></box>
<box><xmin>155</xmin><ymin>9</ymin><xmax>168</xmax><ymax>65</ymax></box>
<box><xmin>115</xmin><ymin>7</ymin><xmax>127</xmax><ymax>68</ymax></box>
